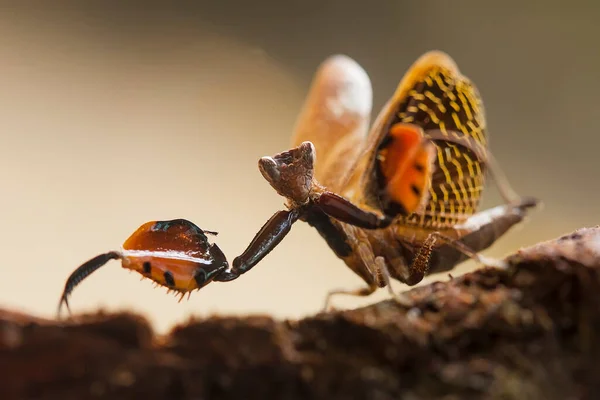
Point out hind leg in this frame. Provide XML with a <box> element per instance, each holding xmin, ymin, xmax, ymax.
<box><xmin>322</xmin><ymin>241</ymin><xmax>382</xmax><ymax>311</ymax></box>
<box><xmin>323</xmin><ymin>255</ymin><xmax>415</xmax><ymax>311</ymax></box>
<box><xmin>404</xmin><ymin>197</ymin><xmax>539</xmax><ymax>282</ymax></box>
<box><xmin>322</xmin><ymin>284</ymin><xmax>378</xmax><ymax>312</ymax></box>
<box><xmin>323</xmin><ymin>240</ymin><xmax>413</xmax><ymax>311</ymax></box>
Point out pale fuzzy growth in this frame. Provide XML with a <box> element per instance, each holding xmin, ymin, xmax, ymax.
<box><xmin>291</xmin><ymin>54</ymin><xmax>373</xmax><ymax>191</ymax></box>
<box><xmin>321</xmin><ymin>55</ymin><xmax>373</xmax><ymax>118</ymax></box>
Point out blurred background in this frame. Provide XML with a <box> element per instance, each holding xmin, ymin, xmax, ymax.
<box><xmin>0</xmin><ymin>2</ymin><xmax>597</xmax><ymax>333</ymax></box>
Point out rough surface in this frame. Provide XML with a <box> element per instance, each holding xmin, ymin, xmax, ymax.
<box><xmin>1</xmin><ymin>227</ymin><xmax>600</xmax><ymax>399</ymax></box>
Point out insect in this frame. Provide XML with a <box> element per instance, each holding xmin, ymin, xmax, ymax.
<box><xmin>57</xmin><ymin>219</ymin><xmax>236</xmax><ymax>316</ymax></box>
<box><xmin>218</xmin><ymin>50</ymin><xmax>539</xmax><ymax>308</ymax></box>
<box><xmin>57</xmin><ymin>51</ymin><xmax>539</xmax><ymax>314</ymax></box>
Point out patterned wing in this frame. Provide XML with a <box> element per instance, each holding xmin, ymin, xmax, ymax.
<box><xmin>389</xmin><ymin>57</ymin><xmax>488</xmax><ymax>229</ymax></box>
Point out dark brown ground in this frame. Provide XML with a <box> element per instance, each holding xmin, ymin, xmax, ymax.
<box><xmin>1</xmin><ymin>227</ymin><xmax>599</xmax><ymax>400</ymax></box>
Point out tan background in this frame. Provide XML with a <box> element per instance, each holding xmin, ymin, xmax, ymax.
<box><xmin>0</xmin><ymin>2</ymin><xmax>597</xmax><ymax>333</ymax></box>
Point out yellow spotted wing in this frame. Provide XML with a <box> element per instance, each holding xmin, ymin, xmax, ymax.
<box><xmin>394</xmin><ymin>59</ymin><xmax>487</xmax><ymax>228</ymax></box>
<box><xmin>388</xmin><ymin>53</ymin><xmax>488</xmax><ymax>229</ymax></box>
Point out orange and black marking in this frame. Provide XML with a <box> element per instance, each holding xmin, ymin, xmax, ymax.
<box><xmin>378</xmin><ymin>62</ymin><xmax>487</xmax><ymax>229</ymax></box>
<box><xmin>376</xmin><ymin>123</ymin><xmax>436</xmax><ymax>216</ymax></box>
<box><xmin>56</xmin><ymin>51</ymin><xmax>539</xmax><ymax>316</ymax></box>
<box><xmin>57</xmin><ymin>219</ymin><xmax>231</xmax><ymax>316</ymax></box>
<box><xmin>227</xmin><ymin>50</ymin><xmax>539</xmax><ymax>307</ymax></box>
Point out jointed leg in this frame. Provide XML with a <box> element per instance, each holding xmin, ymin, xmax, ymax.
<box><xmin>425</xmin><ymin>231</ymin><xmax>508</xmax><ymax>269</ymax></box>
<box><xmin>402</xmin><ymin>233</ymin><xmax>438</xmax><ymax>286</ymax></box>
<box><xmin>321</xmin><ymin>194</ymin><xmax>537</xmax><ymax>311</ymax></box>
<box><xmin>322</xmin><ymin>257</ymin><xmax>414</xmax><ymax>311</ymax></box>
<box><xmin>315</xmin><ymin>191</ymin><xmax>392</xmax><ymax>229</ymax></box>
<box><xmin>403</xmin><ymin>230</ymin><xmax>509</xmax><ymax>288</ymax></box>
<box><xmin>322</xmin><ymin>284</ymin><xmax>378</xmax><ymax>312</ymax></box>
<box><xmin>322</xmin><ymin>241</ymin><xmax>412</xmax><ymax>310</ymax></box>
<box><xmin>376</xmin><ymin>256</ymin><xmax>414</xmax><ymax>307</ymax></box>
<box><xmin>322</xmin><ymin>241</ymin><xmax>382</xmax><ymax>311</ymax></box>
<box><xmin>218</xmin><ymin>208</ymin><xmax>301</xmax><ymax>281</ymax></box>
<box><xmin>406</xmin><ymin>197</ymin><xmax>539</xmax><ymax>281</ymax></box>
<box><xmin>57</xmin><ymin>251</ymin><xmax>122</xmax><ymax>318</ymax></box>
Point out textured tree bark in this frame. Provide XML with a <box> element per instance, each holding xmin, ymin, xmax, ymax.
<box><xmin>1</xmin><ymin>227</ymin><xmax>599</xmax><ymax>400</ymax></box>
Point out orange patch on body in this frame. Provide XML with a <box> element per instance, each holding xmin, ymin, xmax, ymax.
<box><xmin>379</xmin><ymin>123</ymin><xmax>436</xmax><ymax>214</ymax></box>
<box><xmin>123</xmin><ymin>219</ymin><xmax>212</xmax><ymax>257</ymax></box>
<box><xmin>120</xmin><ymin>219</ymin><xmax>218</xmax><ymax>295</ymax></box>
<box><xmin>122</xmin><ymin>255</ymin><xmax>203</xmax><ymax>293</ymax></box>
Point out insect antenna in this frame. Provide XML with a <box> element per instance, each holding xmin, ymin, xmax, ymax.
<box><xmin>57</xmin><ymin>251</ymin><xmax>122</xmax><ymax>318</ymax></box>
<box><xmin>425</xmin><ymin>128</ymin><xmax>523</xmax><ymax>205</ymax></box>
<box><xmin>482</xmin><ymin>148</ymin><xmax>521</xmax><ymax>204</ymax></box>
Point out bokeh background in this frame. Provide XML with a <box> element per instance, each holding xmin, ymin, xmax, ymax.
<box><xmin>1</xmin><ymin>2</ymin><xmax>597</xmax><ymax>333</ymax></box>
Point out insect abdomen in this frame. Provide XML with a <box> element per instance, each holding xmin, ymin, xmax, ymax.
<box><xmin>122</xmin><ymin>256</ymin><xmax>206</xmax><ymax>293</ymax></box>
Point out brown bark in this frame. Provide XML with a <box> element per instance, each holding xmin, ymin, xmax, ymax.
<box><xmin>1</xmin><ymin>227</ymin><xmax>599</xmax><ymax>400</ymax></box>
